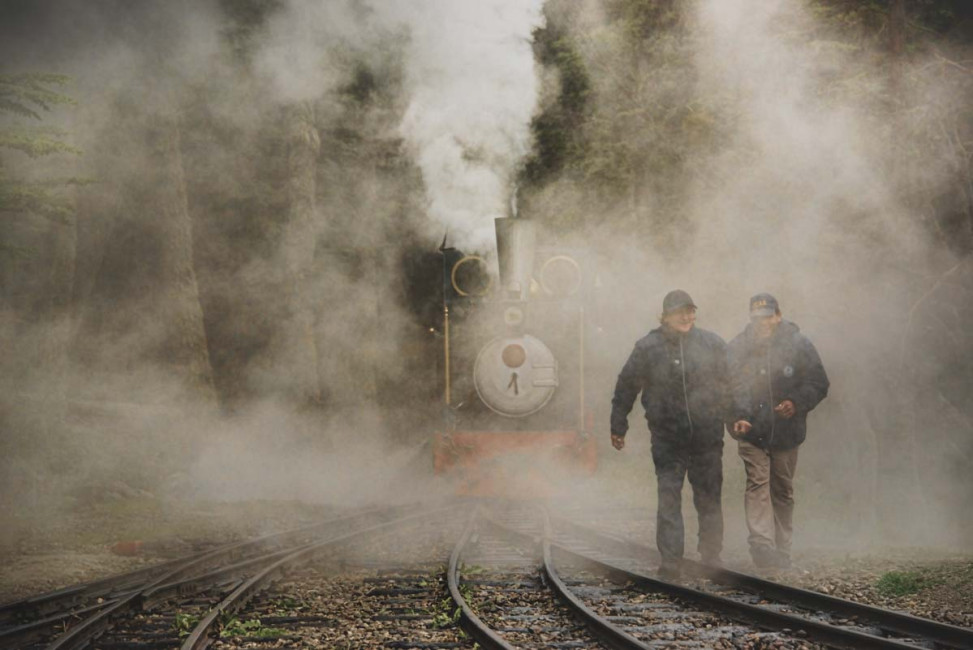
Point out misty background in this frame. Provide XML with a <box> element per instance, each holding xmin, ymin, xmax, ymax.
<box><xmin>1</xmin><ymin>0</ymin><xmax>972</xmax><ymax>549</ymax></box>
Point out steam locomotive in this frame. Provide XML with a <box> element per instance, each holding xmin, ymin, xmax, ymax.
<box><xmin>432</xmin><ymin>216</ymin><xmax>597</xmax><ymax>496</ymax></box>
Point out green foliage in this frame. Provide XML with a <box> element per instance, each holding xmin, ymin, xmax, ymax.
<box><xmin>269</xmin><ymin>595</ymin><xmax>306</xmax><ymax>613</ymax></box>
<box><xmin>172</xmin><ymin>613</ymin><xmax>200</xmax><ymax>638</ymax></box>
<box><xmin>520</xmin><ymin>0</ymin><xmax>973</xmax><ymax>251</ymax></box>
<box><xmin>0</xmin><ymin>73</ymin><xmax>75</xmax><ymax>120</ymax></box>
<box><xmin>220</xmin><ymin>616</ymin><xmax>286</xmax><ymax>639</ymax></box>
<box><xmin>523</xmin><ymin>17</ymin><xmax>591</xmax><ymax>185</ymax></box>
<box><xmin>875</xmin><ymin>570</ymin><xmax>924</xmax><ymax>596</ymax></box>
<box><xmin>429</xmin><ymin>595</ymin><xmax>462</xmax><ymax>629</ymax></box>
<box><xmin>0</xmin><ymin>73</ymin><xmax>80</xmax><ymax>242</ymax></box>
<box><xmin>0</xmin><ymin>174</ymin><xmax>87</xmax><ymax>223</ymax></box>
<box><xmin>0</xmin><ymin>126</ymin><xmax>80</xmax><ymax>159</ymax></box>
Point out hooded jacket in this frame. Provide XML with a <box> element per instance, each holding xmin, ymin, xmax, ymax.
<box><xmin>610</xmin><ymin>326</ymin><xmax>729</xmax><ymax>442</ymax></box>
<box><xmin>727</xmin><ymin>320</ymin><xmax>829</xmax><ymax>450</ymax></box>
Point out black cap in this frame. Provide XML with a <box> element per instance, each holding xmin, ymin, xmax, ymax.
<box><xmin>749</xmin><ymin>293</ymin><xmax>779</xmax><ymax>318</ymax></box>
<box><xmin>662</xmin><ymin>289</ymin><xmax>697</xmax><ymax>314</ymax></box>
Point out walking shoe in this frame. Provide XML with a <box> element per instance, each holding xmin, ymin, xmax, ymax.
<box><xmin>750</xmin><ymin>545</ymin><xmax>778</xmax><ymax>569</ymax></box>
<box><xmin>774</xmin><ymin>551</ymin><xmax>792</xmax><ymax>569</ymax></box>
<box><xmin>658</xmin><ymin>561</ymin><xmax>681</xmax><ymax>580</ymax></box>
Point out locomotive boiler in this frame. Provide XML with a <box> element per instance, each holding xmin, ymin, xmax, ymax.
<box><xmin>432</xmin><ymin>216</ymin><xmax>597</xmax><ymax>496</ymax></box>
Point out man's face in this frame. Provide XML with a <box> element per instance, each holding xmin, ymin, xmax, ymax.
<box><xmin>752</xmin><ymin>312</ymin><xmax>782</xmax><ymax>339</ymax></box>
<box><xmin>664</xmin><ymin>306</ymin><xmax>697</xmax><ymax>333</ymax></box>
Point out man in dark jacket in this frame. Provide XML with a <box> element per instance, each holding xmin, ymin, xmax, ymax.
<box><xmin>610</xmin><ymin>290</ymin><xmax>729</xmax><ymax>578</ymax></box>
<box><xmin>728</xmin><ymin>293</ymin><xmax>829</xmax><ymax>569</ymax></box>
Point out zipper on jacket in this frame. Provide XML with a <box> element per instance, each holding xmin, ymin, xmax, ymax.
<box><xmin>679</xmin><ymin>336</ymin><xmax>694</xmax><ymax>443</ymax></box>
<box><xmin>766</xmin><ymin>343</ymin><xmax>776</xmax><ymax>449</ymax></box>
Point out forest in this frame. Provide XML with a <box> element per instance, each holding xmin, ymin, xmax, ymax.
<box><xmin>1</xmin><ymin>0</ymin><xmax>972</xmax><ymax>543</ymax></box>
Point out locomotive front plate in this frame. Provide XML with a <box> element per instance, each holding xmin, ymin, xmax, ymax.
<box><xmin>472</xmin><ymin>334</ymin><xmax>558</xmax><ymax>417</ymax></box>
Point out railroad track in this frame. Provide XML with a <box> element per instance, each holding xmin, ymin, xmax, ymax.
<box><xmin>4</xmin><ymin>500</ymin><xmax>972</xmax><ymax>649</ymax></box>
<box><xmin>446</xmin><ymin>503</ymin><xmax>973</xmax><ymax>649</ymax></box>
<box><xmin>0</xmin><ymin>503</ymin><xmax>459</xmax><ymax>650</ymax></box>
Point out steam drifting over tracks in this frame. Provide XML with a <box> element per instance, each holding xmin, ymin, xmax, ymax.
<box><xmin>4</xmin><ymin>501</ymin><xmax>971</xmax><ymax>649</ymax></box>
<box><xmin>0</xmin><ymin>504</ymin><xmax>457</xmax><ymax>650</ymax></box>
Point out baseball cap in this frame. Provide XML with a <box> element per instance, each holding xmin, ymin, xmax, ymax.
<box><xmin>749</xmin><ymin>293</ymin><xmax>779</xmax><ymax>318</ymax></box>
<box><xmin>662</xmin><ymin>289</ymin><xmax>697</xmax><ymax>314</ymax></box>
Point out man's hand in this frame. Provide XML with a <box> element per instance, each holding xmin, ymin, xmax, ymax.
<box><xmin>774</xmin><ymin>399</ymin><xmax>796</xmax><ymax>419</ymax></box>
<box><xmin>731</xmin><ymin>420</ymin><xmax>752</xmax><ymax>440</ymax></box>
<box><xmin>611</xmin><ymin>434</ymin><xmax>625</xmax><ymax>451</ymax></box>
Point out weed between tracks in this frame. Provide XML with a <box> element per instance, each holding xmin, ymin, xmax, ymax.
<box><xmin>429</xmin><ymin>578</ymin><xmax>471</xmax><ymax>630</ymax></box>
<box><xmin>875</xmin><ymin>570</ymin><xmax>925</xmax><ymax>597</ymax></box>
<box><xmin>218</xmin><ymin>612</ymin><xmax>286</xmax><ymax>639</ymax></box>
<box><xmin>173</xmin><ymin>612</ymin><xmax>199</xmax><ymax>638</ymax></box>
<box><xmin>431</xmin><ymin>597</ymin><xmax>462</xmax><ymax>629</ymax></box>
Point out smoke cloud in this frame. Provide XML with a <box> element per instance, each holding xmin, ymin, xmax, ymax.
<box><xmin>381</xmin><ymin>1</ymin><xmax>544</xmax><ymax>250</ymax></box>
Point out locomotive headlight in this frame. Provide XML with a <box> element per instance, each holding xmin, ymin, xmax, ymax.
<box><xmin>503</xmin><ymin>306</ymin><xmax>524</xmax><ymax>327</ymax></box>
<box><xmin>501</xmin><ymin>343</ymin><xmax>526</xmax><ymax>368</ymax></box>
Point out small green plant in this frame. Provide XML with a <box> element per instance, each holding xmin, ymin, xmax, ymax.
<box><xmin>431</xmin><ymin>610</ymin><xmax>454</xmax><ymax>629</ymax></box>
<box><xmin>429</xmin><ymin>595</ymin><xmax>461</xmax><ymax>629</ymax></box>
<box><xmin>876</xmin><ymin>571</ymin><xmax>923</xmax><ymax>597</ymax></box>
<box><xmin>220</xmin><ymin>616</ymin><xmax>286</xmax><ymax>639</ymax></box>
<box><xmin>269</xmin><ymin>596</ymin><xmax>305</xmax><ymax>615</ymax></box>
<box><xmin>172</xmin><ymin>613</ymin><xmax>199</xmax><ymax>637</ymax></box>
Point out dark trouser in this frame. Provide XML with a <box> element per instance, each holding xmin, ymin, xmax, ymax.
<box><xmin>651</xmin><ymin>434</ymin><xmax>724</xmax><ymax>564</ymax></box>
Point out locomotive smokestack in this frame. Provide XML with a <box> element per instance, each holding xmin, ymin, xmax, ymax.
<box><xmin>495</xmin><ymin>216</ymin><xmax>535</xmax><ymax>301</ymax></box>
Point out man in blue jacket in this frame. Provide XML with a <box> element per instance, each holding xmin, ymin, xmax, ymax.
<box><xmin>610</xmin><ymin>290</ymin><xmax>729</xmax><ymax>579</ymax></box>
<box><xmin>728</xmin><ymin>294</ymin><xmax>829</xmax><ymax>569</ymax></box>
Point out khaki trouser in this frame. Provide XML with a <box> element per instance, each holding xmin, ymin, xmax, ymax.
<box><xmin>737</xmin><ymin>441</ymin><xmax>799</xmax><ymax>555</ymax></box>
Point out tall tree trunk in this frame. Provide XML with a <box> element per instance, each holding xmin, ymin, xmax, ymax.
<box><xmin>267</xmin><ymin>101</ymin><xmax>322</xmax><ymax>408</ymax></box>
<box><xmin>71</xmin><ymin>90</ymin><xmax>217</xmax><ymax>407</ymax></box>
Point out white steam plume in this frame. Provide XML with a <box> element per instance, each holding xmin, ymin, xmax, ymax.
<box><xmin>384</xmin><ymin>1</ymin><xmax>544</xmax><ymax>251</ymax></box>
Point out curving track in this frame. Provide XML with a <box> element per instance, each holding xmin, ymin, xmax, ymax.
<box><xmin>0</xmin><ymin>504</ymin><xmax>459</xmax><ymax>650</ymax></box>
<box><xmin>3</xmin><ymin>500</ymin><xmax>971</xmax><ymax>649</ymax></box>
<box><xmin>448</xmin><ymin>503</ymin><xmax>973</xmax><ymax>650</ymax></box>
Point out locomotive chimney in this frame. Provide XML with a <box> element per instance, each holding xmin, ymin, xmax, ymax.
<box><xmin>494</xmin><ymin>215</ymin><xmax>535</xmax><ymax>301</ymax></box>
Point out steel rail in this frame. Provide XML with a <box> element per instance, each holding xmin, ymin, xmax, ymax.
<box><xmin>40</xmin><ymin>505</ymin><xmax>412</xmax><ymax>650</ymax></box>
<box><xmin>0</xmin><ymin>596</ymin><xmax>128</xmax><ymax>648</ymax></box>
<box><xmin>0</xmin><ymin>504</ymin><xmax>407</xmax><ymax>632</ymax></box>
<box><xmin>0</xmin><ymin>550</ymin><xmax>208</xmax><ymax>625</ymax></box>
<box><xmin>445</xmin><ymin>507</ymin><xmax>515</xmax><ymax>650</ymax></box>
<box><xmin>483</xmin><ymin>516</ymin><xmax>927</xmax><ymax>650</ymax></box>
<box><xmin>181</xmin><ymin>506</ymin><xmax>456</xmax><ymax>650</ymax></box>
<box><xmin>538</xmin><ymin>508</ymin><xmax>652</xmax><ymax>650</ymax></box>
<box><xmin>552</xmin><ymin>515</ymin><xmax>973</xmax><ymax>650</ymax></box>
